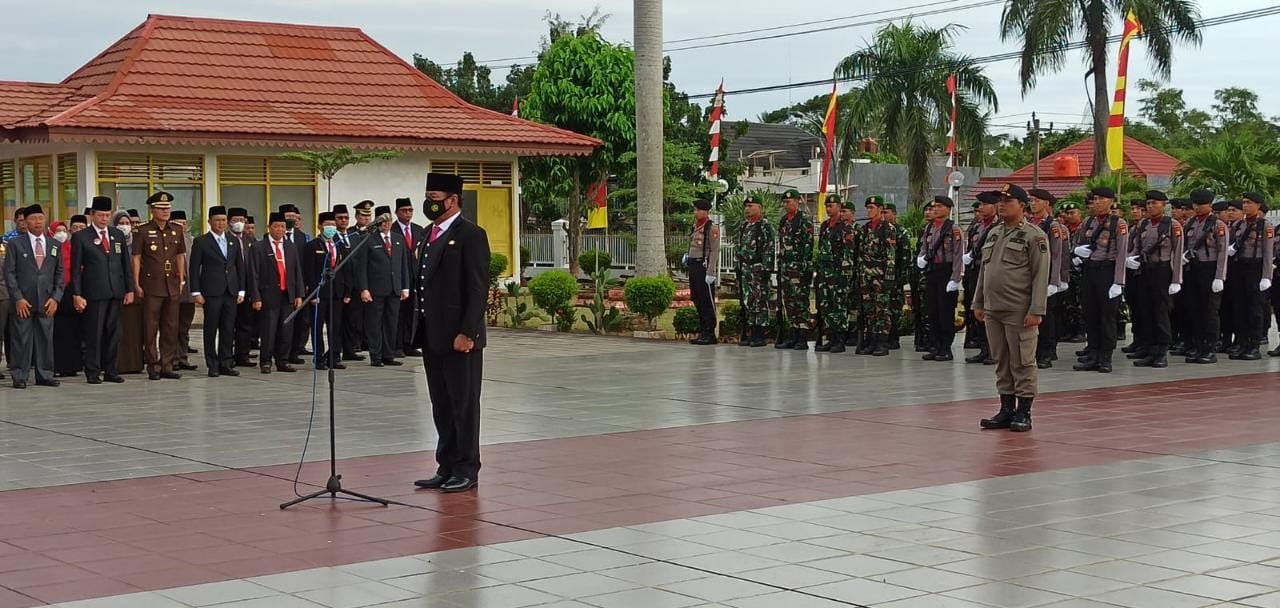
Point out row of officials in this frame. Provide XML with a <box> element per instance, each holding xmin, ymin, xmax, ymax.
<box><xmin>0</xmin><ymin>194</ymin><xmax>431</xmax><ymax>387</ymax></box>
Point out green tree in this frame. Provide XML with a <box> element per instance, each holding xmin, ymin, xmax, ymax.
<box><xmin>1000</xmin><ymin>0</ymin><xmax>1202</xmax><ymax>176</ymax></box>
<box><xmin>1173</xmin><ymin>135</ymin><xmax>1280</xmax><ymax>199</ymax></box>
<box><xmin>521</xmin><ymin>30</ymin><xmax>635</xmax><ymax>276</ymax></box>
<box><xmin>835</xmin><ymin>22</ymin><xmax>997</xmax><ymax>204</ymax></box>
<box><xmin>276</xmin><ymin>148</ymin><xmax>403</xmax><ymax>212</ymax></box>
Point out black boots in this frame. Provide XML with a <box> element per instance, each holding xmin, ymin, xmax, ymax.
<box><xmin>1097</xmin><ymin>351</ymin><xmax>1113</xmax><ymax>373</ymax></box>
<box><xmin>980</xmin><ymin>394</ymin><xmax>1016</xmax><ymax>429</ymax></box>
<box><xmin>855</xmin><ymin>334</ymin><xmax>873</xmax><ymax>355</ymax></box>
<box><xmin>1074</xmin><ymin>350</ymin><xmax>1112</xmax><ymax>372</ymax></box>
<box><xmin>827</xmin><ymin>334</ymin><xmax>846</xmax><ymax>354</ymax></box>
<box><xmin>793</xmin><ymin>329</ymin><xmax>809</xmax><ymax>351</ymax></box>
<box><xmin>1134</xmin><ymin>348</ymin><xmax>1168</xmax><ymax>368</ymax></box>
<box><xmin>690</xmin><ymin>333</ymin><xmax>718</xmax><ymax>345</ymax></box>
<box><xmin>1230</xmin><ymin>341</ymin><xmax>1262</xmax><ymax>360</ymax></box>
<box><xmin>871</xmin><ymin>337</ymin><xmax>889</xmax><ymax>357</ymax></box>
<box><xmin>750</xmin><ymin>326</ymin><xmax>767</xmax><ymax>347</ymax></box>
<box><xmin>1010</xmin><ymin>397</ymin><xmax>1033</xmax><ymax>432</ymax></box>
<box><xmin>775</xmin><ymin>327</ymin><xmax>793</xmax><ymax>349</ymax></box>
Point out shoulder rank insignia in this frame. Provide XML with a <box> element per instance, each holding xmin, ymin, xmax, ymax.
<box><xmin>1217</xmin><ymin>223</ymin><xmax>1227</xmax><ymax>237</ymax></box>
<box><xmin>1172</xmin><ymin>222</ymin><xmax>1183</xmax><ymax>237</ymax></box>
<box><xmin>1117</xmin><ymin>221</ymin><xmax>1128</xmax><ymax>236</ymax></box>
<box><xmin>1038</xmin><ymin>235</ymin><xmax>1049</xmax><ymax>253</ymax></box>
<box><xmin>1268</xmin><ymin>226</ymin><xmax>1275</xmax><ymax>239</ymax></box>
<box><xmin>952</xmin><ymin>228</ymin><xmax>962</xmax><ymax>240</ymax></box>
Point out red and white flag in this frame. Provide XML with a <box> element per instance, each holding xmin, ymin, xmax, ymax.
<box><xmin>945</xmin><ymin>74</ymin><xmax>958</xmax><ymax>175</ymax></box>
<box><xmin>707</xmin><ymin>80</ymin><xmax>725</xmax><ymax>180</ymax></box>
<box><xmin>512</xmin><ymin>96</ymin><xmax>520</xmax><ymax>117</ymax></box>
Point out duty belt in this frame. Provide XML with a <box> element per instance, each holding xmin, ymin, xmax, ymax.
<box><xmin>1082</xmin><ymin>260</ymin><xmax>1114</xmax><ymax>269</ymax></box>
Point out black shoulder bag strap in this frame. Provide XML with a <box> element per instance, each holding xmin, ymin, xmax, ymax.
<box><xmin>1191</xmin><ymin>215</ymin><xmax>1218</xmax><ymax>257</ymax></box>
<box><xmin>702</xmin><ymin>220</ymin><xmax>712</xmax><ymax>261</ymax></box>
<box><xmin>925</xmin><ymin>219</ymin><xmax>954</xmax><ymax>260</ymax></box>
<box><xmin>1087</xmin><ymin>216</ymin><xmax>1118</xmax><ymax>249</ymax></box>
<box><xmin>1141</xmin><ymin>217</ymin><xmax>1171</xmax><ymax>259</ymax></box>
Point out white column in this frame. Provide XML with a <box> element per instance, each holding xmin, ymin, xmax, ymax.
<box><xmin>511</xmin><ymin>159</ymin><xmax>521</xmax><ymax>279</ymax></box>
<box><xmin>551</xmin><ymin>218</ymin><xmax>569</xmax><ymax>270</ymax></box>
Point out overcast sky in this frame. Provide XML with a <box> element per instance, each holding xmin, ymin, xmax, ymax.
<box><xmin>4</xmin><ymin>0</ymin><xmax>1279</xmax><ymax>138</ymax></box>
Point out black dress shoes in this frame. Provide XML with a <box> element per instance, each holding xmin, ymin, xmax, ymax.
<box><xmin>342</xmin><ymin>353</ymin><xmax>365</xmax><ymax>361</ymax></box>
<box><xmin>219</xmin><ymin>367</ymin><xmax>241</xmax><ymax>377</ymax></box>
<box><xmin>330</xmin><ymin>362</ymin><xmax>346</xmax><ymax>370</ymax></box>
<box><xmin>104</xmin><ymin>375</ymin><xmax>125</xmax><ymax>384</ymax></box>
<box><xmin>370</xmin><ymin>361</ymin><xmax>384</xmax><ymax>367</ymax></box>
<box><xmin>177</xmin><ymin>362</ymin><xmax>198</xmax><ymax>371</ymax></box>
<box><xmin>87</xmin><ymin>376</ymin><xmax>103</xmax><ymax>385</ymax></box>
<box><xmin>260</xmin><ymin>365</ymin><xmax>272</xmax><ymax>374</ymax></box>
<box><xmin>12</xmin><ymin>381</ymin><xmax>26</xmax><ymax>389</ymax></box>
<box><xmin>287</xmin><ymin>357</ymin><xmax>305</xmax><ymax>365</ymax></box>
<box><xmin>276</xmin><ymin>364</ymin><xmax>297</xmax><ymax>373</ymax></box>
<box><xmin>403</xmin><ymin>348</ymin><xmax>422</xmax><ymax>357</ymax></box>
<box><xmin>414</xmin><ymin>475</ymin><xmax>449</xmax><ymax>489</ymax></box>
<box><xmin>382</xmin><ymin>359</ymin><xmax>403</xmax><ymax>366</ymax></box>
<box><xmin>148</xmin><ymin>371</ymin><xmax>162</xmax><ymax>381</ymax></box>
<box><xmin>36</xmin><ymin>378</ymin><xmax>60</xmax><ymax>387</ymax></box>
<box><xmin>160</xmin><ymin>371</ymin><xmax>182</xmax><ymax>380</ymax></box>
<box><xmin>208</xmin><ymin>369</ymin><xmax>220</xmax><ymax>378</ymax></box>
<box><xmin>441</xmin><ymin>477</ymin><xmax>477</xmax><ymax>493</ymax></box>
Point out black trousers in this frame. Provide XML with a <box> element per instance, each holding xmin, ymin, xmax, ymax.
<box><xmin>688</xmin><ymin>260</ymin><xmax>717</xmax><ymax>336</ymax></box>
<box><xmin>1126</xmin><ymin>269</ymin><xmax>1147</xmax><ymax>348</ymax></box>
<box><xmin>1271</xmin><ymin>267</ymin><xmax>1280</xmax><ymax>335</ymax></box>
<box><xmin>83</xmin><ymin>298</ymin><xmax>121</xmax><ymax>378</ymax></box>
<box><xmin>234</xmin><ymin>300</ymin><xmax>255</xmax><ymax>361</ymax></box>
<box><xmin>365</xmin><ymin>294</ymin><xmax>401</xmax><ymax>362</ymax></box>
<box><xmin>312</xmin><ymin>291</ymin><xmax>344</xmax><ymax>364</ymax></box>
<box><xmin>962</xmin><ymin>266</ymin><xmax>983</xmax><ymax>347</ymax></box>
<box><xmin>1036</xmin><ymin>293</ymin><xmax>1059</xmax><ymax>361</ymax></box>
<box><xmin>425</xmin><ymin>348</ymin><xmax>483</xmax><ymax>480</ymax></box>
<box><xmin>1186</xmin><ymin>262</ymin><xmax>1223</xmax><ymax>353</ymax></box>
<box><xmin>257</xmin><ymin>297</ymin><xmax>293</xmax><ymax>366</ymax></box>
<box><xmin>202</xmin><ymin>295</ymin><xmax>236</xmax><ymax>370</ymax></box>
<box><xmin>1171</xmin><ymin>284</ymin><xmax>1187</xmax><ymax>345</ymax></box>
<box><xmin>178</xmin><ymin>302</ymin><xmax>196</xmax><ymax>362</ymax></box>
<box><xmin>1082</xmin><ymin>263</ymin><xmax>1119</xmax><ymax>353</ymax></box>
<box><xmin>290</xmin><ymin>304</ymin><xmax>312</xmax><ymax>358</ymax></box>
<box><xmin>1139</xmin><ymin>265</ymin><xmax>1174</xmax><ymax>353</ymax></box>
<box><xmin>398</xmin><ymin>298</ymin><xmax>417</xmax><ymax>354</ymax></box>
<box><xmin>1231</xmin><ymin>260</ymin><xmax>1265</xmax><ymax>348</ymax></box>
<box><xmin>926</xmin><ymin>265</ymin><xmax>958</xmax><ymax>352</ymax></box>
<box><xmin>343</xmin><ymin>300</ymin><xmax>366</xmax><ymax>355</ymax></box>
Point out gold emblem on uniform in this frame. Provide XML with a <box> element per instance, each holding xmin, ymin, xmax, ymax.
<box><xmin>150</xmin><ymin>244</ymin><xmax>159</xmax><ymax>252</ymax></box>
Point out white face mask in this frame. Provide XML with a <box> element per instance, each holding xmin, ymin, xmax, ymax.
<box><xmin>53</xmin><ymin>231</ymin><xmax>69</xmax><ymax>243</ymax></box>
<box><xmin>117</xmin><ymin>224</ymin><xmax>132</xmax><ymax>236</ymax></box>
<box><xmin>231</xmin><ymin>221</ymin><xmax>245</xmax><ymax>233</ymax></box>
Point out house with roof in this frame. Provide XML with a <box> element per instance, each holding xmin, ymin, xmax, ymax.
<box><xmin>0</xmin><ymin>14</ymin><xmax>597</xmax><ymax>272</ymax></box>
<box><xmin>972</xmin><ymin>135</ymin><xmax>1179</xmax><ymax>200</ymax></box>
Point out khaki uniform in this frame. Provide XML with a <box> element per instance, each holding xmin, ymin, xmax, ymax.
<box><xmin>972</xmin><ymin>220</ymin><xmax>1050</xmax><ymax>397</ymax></box>
<box><xmin>135</xmin><ymin>220</ymin><xmax>187</xmax><ymax>374</ymax></box>
<box><xmin>686</xmin><ymin>219</ymin><xmax>721</xmax><ymax>339</ymax></box>
<box><xmin>1183</xmin><ymin>213</ymin><xmax>1230</xmax><ymax>356</ymax></box>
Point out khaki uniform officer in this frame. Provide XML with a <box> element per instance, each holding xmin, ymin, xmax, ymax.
<box><xmin>133</xmin><ymin>191</ymin><xmax>187</xmax><ymax>380</ymax></box>
<box><xmin>974</xmin><ymin>184</ymin><xmax>1050</xmax><ymax>433</ymax></box>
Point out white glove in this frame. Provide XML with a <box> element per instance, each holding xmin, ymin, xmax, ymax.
<box><xmin>1072</xmin><ymin>257</ymin><xmax>1083</xmax><ymax>268</ymax></box>
<box><xmin>1212</xmin><ymin>278</ymin><xmax>1225</xmax><ymax>293</ymax></box>
<box><xmin>962</xmin><ymin>253</ymin><xmax>973</xmax><ymax>266</ymax></box>
<box><xmin>1073</xmin><ymin>245</ymin><xmax>1093</xmax><ymax>259</ymax></box>
<box><xmin>1181</xmin><ymin>252</ymin><xmax>1191</xmax><ymax>266</ymax></box>
<box><xmin>1047</xmin><ymin>284</ymin><xmax>1060</xmax><ymax>297</ymax></box>
<box><xmin>916</xmin><ymin>256</ymin><xmax>927</xmax><ymax>269</ymax></box>
<box><xmin>681</xmin><ymin>253</ymin><xmax>689</xmax><ymax>266</ymax></box>
<box><xmin>1057</xmin><ymin>282</ymin><xmax>1069</xmax><ymax>291</ymax></box>
<box><xmin>1108</xmin><ymin>284</ymin><xmax>1122</xmax><ymax>299</ymax></box>
<box><xmin>1168</xmin><ymin>283</ymin><xmax>1182</xmax><ymax>296</ymax></box>
<box><xmin>1262</xmin><ymin>278</ymin><xmax>1273</xmax><ymax>292</ymax></box>
<box><xmin>1228</xmin><ymin>245</ymin><xmax>1238</xmax><ymax>256</ymax></box>
<box><xmin>946</xmin><ymin>280</ymin><xmax>960</xmax><ymax>293</ymax></box>
<box><xmin>706</xmin><ymin>275</ymin><xmax>717</xmax><ymax>286</ymax></box>
<box><xmin>1125</xmin><ymin>256</ymin><xmax>1140</xmax><ymax>270</ymax></box>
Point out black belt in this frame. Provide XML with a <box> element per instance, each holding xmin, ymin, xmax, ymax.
<box><xmin>688</xmin><ymin>258</ymin><xmax>707</xmax><ymax>264</ymax></box>
<box><xmin>1083</xmin><ymin>260</ymin><xmax>1114</xmax><ymax>269</ymax></box>
<box><xmin>1141</xmin><ymin>261</ymin><xmax>1171</xmax><ymax>268</ymax></box>
<box><xmin>1232</xmin><ymin>258</ymin><xmax>1263</xmax><ymax>266</ymax></box>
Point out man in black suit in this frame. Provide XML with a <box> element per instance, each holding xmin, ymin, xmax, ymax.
<box><xmin>227</xmin><ymin>207</ymin><xmax>256</xmax><ymax>367</ymax></box>
<box><xmin>333</xmin><ymin>204</ymin><xmax>364</xmax><ymax>362</ymax></box>
<box><xmin>249</xmin><ymin>212</ymin><xmax>304</xmax><ymax>374</ymax></box>
<box><xmin>4</xmin><ymin>205</ymin><xmax>64</xmax><ymax>389</ymax></box>
<box><xmin>355</xmin><ymin>206</ymin><xmax>410</xmax><ymax>367</ymax></box>
<box><xmin>304</xmin><ymin>212</ymin><xmax>349</xmax><ymax>370</ymax></box>
<box><xmin>70</xmin><ymin>196</ymin><xmax>135</xmax><ymax>384</ymax></box>
<box><xmin>189</xmin><ymin>206</ymin><xmax>245</xmax><ymax>377</ymax></box>
<box><xmin>393</xmin><ymin>198</ymin><xmax>427</xmax><ymax>358</ymax></box>
<box><xmin>412</xmin><ymin>173</ymin><xmax>490</xmax><ymax>493</ymax></box>
<box><xmin>280</xmin><ymin>203</ymin><xmax>312</xmax><ymax>363</ymax></box>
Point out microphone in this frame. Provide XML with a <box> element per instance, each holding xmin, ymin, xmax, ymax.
<box><xmin>373</xmin><ymin>212</ymin><xmax>393</xmax><ymax>225</ymax></box>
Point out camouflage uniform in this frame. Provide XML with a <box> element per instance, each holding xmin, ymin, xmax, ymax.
<box><xmin>814</xmin><ymin>212</ymin><xmax>854</xmax><ymax>350</ymax></box>
<box><xmin>856</xmin><ymin>201</ymin><xmax>898</xmax><ymax>355</ymax></box>
<box><xmin>776</xmin><ymin>209</ymin><xmax>814</xmax><ymax>340</ymax></box>
<box><xmin>1061</xmin><ymin>219</ymin><xmax>1087</xmax><ymax>341</ymax></box>
<box><xmin>889</xmin><ymin>217</ymin><xmax>913</xmax><ymax>348</ymax></box>
<box><xmin>735</xmin><ymin>215</ymin><xmax>775</xmax><ymax>335</ymax></box>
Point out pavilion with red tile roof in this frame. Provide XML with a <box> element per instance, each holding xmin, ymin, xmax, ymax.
<box><xmin>972</xmin><ymin>135</ymin><xmax>1180</xmax><ymax>201</ymax></box>
<box><xmin>0</xmin><ymin>14</ymin><xmax>599</xmax><ymax>272</ymax></box>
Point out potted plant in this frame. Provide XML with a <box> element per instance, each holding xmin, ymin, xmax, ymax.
<box><xmin>624</xmin><ymin>276</ymin><xmax>675</xmax><ymax>339</ymax></box>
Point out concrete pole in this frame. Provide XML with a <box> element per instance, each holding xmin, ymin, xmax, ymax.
<box><xmin>633</xmin><ymin>0</ymin><xmax>667</xmax><ymax>277</ymax></box>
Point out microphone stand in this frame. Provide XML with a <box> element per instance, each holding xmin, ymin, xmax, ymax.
<box><xmin>280</xmin><ymin>228</ymin><xmax>391</xmax><ymax>509</ymax></box>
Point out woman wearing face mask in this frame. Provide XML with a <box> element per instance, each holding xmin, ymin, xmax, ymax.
<box><xmin>113</xmin><ymin>210</ymin><xmax>145</xmax><ymax>374</ymax></box>
<box><xmin>51</xmin><ymin>222</ymin><xmax>84</xmax><ymax>378</ymax></box>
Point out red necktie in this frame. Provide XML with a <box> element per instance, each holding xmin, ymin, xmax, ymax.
<box><xmin>383</xmin><ymin>234</ymin><xmax>392</xmax><ymax>256</ymax></box>
<box><xmin>274</xmin><ymin>241</ymin><xmax>286</xmax><ymax>292</ymax></box>
<box><xmin>429</xmin><ymin>225</ymin><xmax>442</xmax><ymax>244</ymax></box>
<box><xmin>100</xmin><ymin>230</ymin><xmax>110</xmax><ymax>254</ymax></box>
<box><xmin>33</xmin><ymin>237</ymin><xmax>44</xmax><ymax>270</ymax></box>
<box><xmin>403</xmin><ymin>226</ymin><xmax>413</xmax><ymax>250</ymax></box>
<box><xmin>326</xmin><ymin>241</ymin><xmax>336</xmax><ymax>269</ymax></box>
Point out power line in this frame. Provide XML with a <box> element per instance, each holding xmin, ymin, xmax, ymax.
<box><xmin>684</xmin><ymin>5</ymin><xmax>1280</xmax><ymax>100</ymax></box>
<box><xmin>475</xmin><ymin>0</ymin><xmax>1001</xmax><ymax>65</ymax></box>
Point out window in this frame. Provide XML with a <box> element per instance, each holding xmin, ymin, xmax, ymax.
<box><xmin>218</xmin><ymin>156</ymin><xmax>316</xmax><ymax>234</ymax></box>
<box><xmin>19</xmin><ymin>157</ymin><xmax>53</xmax><ymax>215</ymax></box>
<box><xmin>58</xmin><ymin>154</ymin><xmax>79</xmax><ymax>221</ymax></box>
<box><xmin>97</xmin><ymin>152</ymin><xmax>204</xmax><ymax>225</ymax></box>
<box><xmin>429</xmin><ymin>160</ymin><xmax>514</xmax><ymax>186</ymax></box>
<box><xmin>0</xmin><ymin>161</ymin><xmax>15</xmax><ymax>231</ymax></box>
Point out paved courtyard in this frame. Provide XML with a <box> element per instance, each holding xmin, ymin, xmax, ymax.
<box><xmin>1</xmin><ymin>329</ymin><xmax>1279</xmax><ymax>607</ymax></box>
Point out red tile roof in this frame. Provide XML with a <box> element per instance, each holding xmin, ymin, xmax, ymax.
<box><xmin>974</xmin><ymin>135</ymin><xmax>1180</xmax><ymax>196</ymax></box>
<box><xmin>1</xmin><ymin>15</ymin><xmax>598</xmax><ymax>155</ymax></box>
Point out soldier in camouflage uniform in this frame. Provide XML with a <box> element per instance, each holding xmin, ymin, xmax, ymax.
<box><xmin>855</xmin><ymin>196</ymin><xmax>897</xmax><ymax>356</ymax></box>
<box><xmin>814</xmin><ymin>195</ymin><xmax>853</xmax><ymax>353</ymax></box>
<box><xmin>1059</xmin><ymin>200</ymin><xmax>1086</xmax><ymax>342</ymax></box>
<box><xmin>886</xmin><ymin>203</ymin><xmax>913</xmax><ymax>350</ymax></box>
<box><xmin>839</xmin><ymin>201</ymin><xmax>861</xmax><ymax>348</ymax></box>
<box><xmin>735</xmin><ymin>195</ymin><xmax>775</xmax><ymax>347</ymax></box>
<box><xmin>775</xmin><ymin>189</ymin><xmax>815</xmax><ymax>350</ymax></box>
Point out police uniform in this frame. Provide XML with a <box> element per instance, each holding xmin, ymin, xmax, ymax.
<box><xmin>1228</xmin><ymin>193</ymin><xmax>1274</xmax><ymax>360</ymax></box>
<box><xmin>963</xmin><ymin>199</ymin><xmax>998</xmax><ymax>355</ymax></box>
<box><xmin>134</xmin><ymin>192</ymin><xmax>187</xmax><ymax>379</ymax></box>
<box><xmin>686</xmin><ymin>199</ymin><xmax>721</xmax><ymax>345</ymax></box>
<box><xmin>917</xmin><ymin>195</ymin><xmax>964</xmax><ymax>362</ymax></box>
<box><xmin>1071</xmin><ymin>187</ymin><xmax>1128</xmax><ymax>373</ymax></box>
<box><xmin>734</xmin><ymin>195</ymin><xmax>774</xmax><ymax>347</ymax></box>
<box><xmin>1028</xmin><ymin>189</ymin><xmax>1067</xmax><ymax>368</ymax></box>
<box><xmin>973</xmin><ymin>184</ymin><xmax>1049</xmax><ymax>433</ymax></box>
<box><xmin>1060</xmin><ymin>204</ymin><xmax>1087</xmax><ymax>342</ymax></box>
<box><xmin>775</xmin><ymin>189</ymin><xmax>814</xmax><ymax>349</ymax></box>
<box><xmin>1169</xmin><ymin>199</ymin><xmax>1194</xmax><ymax>354</ymax></box>
<box><xmin>1182</xmin><ymin>189</ymin><xmax>1230</xmax><ymax>363</ymax></box>
<box><xmin>1125</xmin><ymin>192</ymin><xmax>1184</xmax><ymax>368</ymax></box>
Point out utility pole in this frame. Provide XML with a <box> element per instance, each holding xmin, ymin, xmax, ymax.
<box><xmin>1026</xmin><ymin>112</ymin><xmax>1053</xmax><ymax>189</ymax></box>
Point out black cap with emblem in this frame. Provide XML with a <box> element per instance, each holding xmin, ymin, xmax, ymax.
<box><xmin>999</xmin><ymin>183</ymin><xmax>1030</xmax><ymax>203</ymax></box>
<box><xmin>145</xmin><ymin>191</ymin><xmax>173</xmax><ymax>208</ymax></box>
<box><xmin>933</xmin><ymin>195</ymin><xmax>954</xmax><ymax>208</ymax></box>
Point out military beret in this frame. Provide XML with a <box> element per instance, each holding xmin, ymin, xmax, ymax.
<box><xmin>1170</xmin><ymin>198</ymin><xmax>1192</xmax><ymax>210</ymax></box>
<box><xmin>1243</xmin><ymin>192</ymin><xmax>1266</xmax><ymax>206</ymax></box>
<box><xmin>1131</xmin><ymin>198</ymin><xmax>1148</xmax><ymax>208</ymax></box>
<box><xmin>782</xmin><ymin>189</ymin><xmax>802</xmax><ymax>199</ymax></box>
<box><xmin>70</xmin><ymin>214</ymin><xmax>88</xmax><ymax>225</ymax></box>
<box><xmin>228</xmin><ymin>207</ymin><xmax>248</xmax><ymax>218</ymax></box>
<box><xmin>976</xmin><ymin>191</ymin><xmax>1002</xmax><ymax>205</ymax></box>
<box><xmin>146</xmin><ymin>191</ymin><xmax>173</xmax><ymax>208</ymax></box>
<box><xmin>971</xmin><ymin>201</ymin><xmax>981</xmax><ymax>209</ymax></box>
<box><xmin>1089</xmin><ymin>186</ymin><xmax>1116</xmax><ymax>200</ymax></box>
<box><xmin>426</xmin><ymin>172</ymin><xmax>464</xmax><ymax>195</ymax></box>
<box><xmin>1190</xmin><ymin>188</ymin><xmax>1215</xmax><ymax>205</ymax></box>
<box><xmin>826</xmin><ymin>194</ymin><xmax>843</xmax><ymax>205</ymax></box>
<box><xmin>278</xmin><ymin>204</ymin><xmax>300</xmax><ymax>214</ymax></box>
<box><xmin>1145</xmin><ymin>190</ymin><xmax>1168</xmax><ymax>201</ymax></box>
<box><xmin>999</xmin><ymin>183</ymin><xmax>1030</xmax><ymax>203</ymax></box>
<box><xmin>693</xmin><ymin>199</ymin><xmax>712</xmax><ymax>211</ymax></box>
<box><xmin>864</xmin><ymin>195</ymin><xmax>885</xmax><ymax>207</ymax></box>
<box><xmin>886</xmin><ymin>203</ymin><xmax>897</xmax><ymax>212</ymax></box>
<box><xmin>1212</xmin><ymin>201</ymin><xmax>1229</xmax><ymax>212</ymax></box>
<box><xmin>395</xmin><ymin>197</ymin><xmax>414</xmax><ymax>210</ymax></box>
<box><xmin>1227</xmin><ymin>199</ymin><xmax>1244</xmax><ymax>211</ymax></box>
<box><xmin>207</xmin><ymin>206</ymin><xmax>227</xmax><ymax>218</ymax></box>
<box><xmin>933</xmin><ymin>195</ymin><xmax>954</xmax><ymax>208</ymax></box>
<box><xmin>332</xmin><ymin>204</ymin><xmax>349</xmax><ymax>215</ymax></box>
<box><xmin>90</xmin><ymin>196</ymin><xmax>113</xmax><ymax>212</ymax></box>
<box><xmin>171</xmin><ymin>210</ymin><xmax>187</xmax><ymax>220</ymax></box>
<box><xmin>1057</xmin><ymin>200</ymin><xmax>1083</xmax><ymax>212</ymax></box>
<box><xmin>842</xmin><ymin>198</ymin><xmax>856</xmax><ymax>211</ymax></box>
<box><xmin>743</xmin><ymin>195</ymin><xmax>762</xmax><ymax>207</ymax></box>
<box><xmin>1028</xmin><ymin>188</ymin><xmax>1057</xmax><ymax>204</ymax></box>
<box><xmin>318</xmin><ymin>212</ymin><xmax>336</xmax><ymax>223</ymax></box>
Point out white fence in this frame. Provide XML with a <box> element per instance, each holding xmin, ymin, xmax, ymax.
<box><xmin>520</xmin><ymin>231</ymin><xmax>737</xmax><ymax>277</ymax></box>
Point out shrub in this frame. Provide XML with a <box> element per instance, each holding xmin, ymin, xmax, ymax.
<box><xmin>624</xmin><ymin>276</ymin><xmax>676</xmax><ymax>330</ymax></box>
<box><xmin>578</xmin><ymin>249</ymin><xmax>612</xmax><ymax>275</ymax></box>
<box><xmin>667</xmin><ymin>243</ymin><xmax>688</xmax><ymax>275</ymax></box>
<box><xmin>485</xmin><ymin>253</ymin><xmax>510</xmax><ymax>325</ymax></box>
<box><xmin>503</xmin><ymin>280</ymin><xmax>544</xmax><ymax>328</ymax></box>
<box><xmin>519</xmin><ymin>244</ymin><xmax>532</xmax><ymax>277</ymax></box>
<box><xmin>672</xmin><ymin>306</ymin><xmax>701</xmax><ymax>337</ymax></box>
<box><xmin>488</xmin><ymin>253</ymin><xmax>509</xmax><ymax>288</ymax></box>
<box><xmin>719</xmin><ymin>300</ymin><xmax>741</xmax><ymax>338</ymax></box>
<box><xmin>528</xmin><ymin>270</ymin><xmax>577</xmax><ymax>331</ymax></box>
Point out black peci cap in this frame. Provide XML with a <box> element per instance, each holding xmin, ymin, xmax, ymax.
<box><xmin>228</xmin><ymin>207</ymin><xmax>248</xmax><ymax>218</ymax></box>
<box><xmin>90</xmin><ymin>196</ymin><xmax>113</xmax><ymax>212</ymax></box>
<box><xmin>374</xmin><ymin>205</ymin><xmax>391</xmax><ymax>217</ymax></box>
<box><xmin>208</xmin><ymin>206</ymin><xmax>228</xmax><ymax>218</ymax></box>
<box><xmin>269</xmin><ymin>212</ymin><xmax>287</xmax><ymax>224</ymax></box>
<box><xmin>426</xmin><ymin>173</ymin><xmax>464</xmax><ymax>195</ymax></box>
<box><xmin>318</xmin><ymin>212</ymin><xmax>336</xmax><ymax>223</ymax></box>
<box><xmin>395</xmin><ymin>197</ymin><xmax>413</xmax><ymax>210</ymax></box>
<box><xmin>70</xmin><ymin>214</ymin><xmax>88</xmax><ymax>225</ymax></box>
<box><xmin>333</xmin><ymin>204</ymin><xmax>349</xmax><ymax>215</ymax></box>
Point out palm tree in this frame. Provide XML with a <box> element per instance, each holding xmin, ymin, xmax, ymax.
<box><xmin>835</xmin><ymin>22</ymin><xmax>997</xmax><ymax>204</ymax></box>
<box><xmin>633</xmin><ymin>0</ymin><xmax>667</xmax><ymax>277</ymax></box>
<box><xmin>1000</xmin><ymin>0</ymin><xmax>1202</xmax><ymax>175</ymax></box>
<box><xmin>1174</xmin><ymin>135</ymin><xmax>1280</xmax><ymax>198</ymax></box>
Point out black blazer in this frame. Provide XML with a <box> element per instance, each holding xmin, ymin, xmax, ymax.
<box><xmin>5</xmin><ymin>234</ymin><xmax>65</xmax><ymax>307</ymax></box>
<box><xmin>248</xmin><ymin>238</ymin><xmax>304</xmax><ymax>307</ymax></box>
<box><xmin>394</xmin><ymin>221</ymin><xmax>427</xmax><ymax>255</ymax></box>
<box><xmin>412</xmin><ymin>216</ymin><xmax>490</xmax><ymax>355</ymax></box>
<box><xmin>355</xmin><ymin>230</ymin><xmax>410</xmax><ymax>297</ymax></box>
<box><xmin>188</xmin><ymin>231</ymin><xmax>245</xmax><ymax>298</ymax></box>
<box><xmin>304</xmin><ymin>237</ymin><xmax>352</xmax><ymax>299</ymax></box>
<box><xmin>70</xmin><ymin>226</ymin><xmax>134</xmax><ymax>300</ymax></box>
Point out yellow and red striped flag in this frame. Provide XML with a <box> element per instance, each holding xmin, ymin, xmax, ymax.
<box><xmin>1106</xmin><ymin>10</ymin><xmax>1143</xmax><ymax>172</ymax></box>
<box><xmin>586</xmin><ymin>180</ymin><xmax>608</xmax><ymax>229</ymax></box>
<box><xmin>818</xmin><ymin>80</ymin><xmax>838</xmax><ymax>213</ymax></box>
